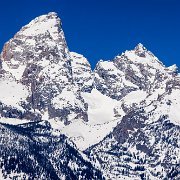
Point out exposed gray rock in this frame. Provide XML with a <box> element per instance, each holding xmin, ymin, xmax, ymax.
<box><xmin>0</xmin><ymin>12</ymin><xmax>179</xmax><ymax>180</ymax></box>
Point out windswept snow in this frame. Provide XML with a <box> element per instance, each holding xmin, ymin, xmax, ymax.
<box><xmin>122</xmin><ymin>90</ymin><xmax>147</xmax><ymax>105</ymax></box>
<box><xmin>2</xmin><ymin>61</ymin><xmax>26</xmax><ymax>81</ymax></box>
<box><xmin>0</xmin><ymin>118</ymin><xmax>31</xmax><ymax>125</ymax></box>
<box><xmin>0</xmin><ymin>79</ymin><xmax>29</xmax><ymax>110</ymax></box>
<box><xmin>49</xmin><ymin>89</ymin><xmax>123</xmax><ymax>150</ymax></box>
<box><xmin>82</xmin><ymin>89</ymin><xmax>119</xmax><ymax>125</ymax></box>
<box><xmin>20</xmin><ymin>12</ymin><xmax>61</xmax><ymax>41</ymax></box>
<box><xmin>159</xmin><ymin>89</ymin><xmax>180</xmax><ymax>125</ymax></box>
<box><xmin>98</xmin><ymin>61</ymin><xmax>116</xmax><ymax>71</ymax></box>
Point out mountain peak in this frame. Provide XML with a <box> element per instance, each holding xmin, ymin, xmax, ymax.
<box><xmin>18</xmin><ymin>12</ymin><xmax>62</xmax><ymax>40</ymax></box>
<box><xmin>47</xmin><ymin>11</ymin><xmax>58</xmax><ymax>17</ymax></box>
<box><xmin>134</xmin><ymin>43</ymin><xmax>147</xmax><ymax>52</ymax></box>
<box><xmin>29</xmin><ymin>11</ymin><xmax>59</xmax><ymax>24</ymax></box>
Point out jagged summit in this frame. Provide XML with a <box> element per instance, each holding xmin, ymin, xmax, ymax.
<box><xmin>134</xmin><ymin>43</ymin><xmax>147</xmax><ymax>52</ymax></box>
<box><xmin>18</xmin><ymin>12</ymin><xmax>62</xmax><ymax>41</ymax></box>
<box><xmin>115</xmin><ymin>43</ymin><xmax>165</xmax><ymax>69</ymax></box>
<box><xmin>23</xmin><ymin>12</ymin><xmax>60</xmax><ymax>27</ymax></box>
<box><xmin>133</xmin><ymin>42</ymin><xmax>152</xmax><ymax>58</ymax></box>
<box><xmin>31</xmin><ymin>11</ymin><xmax>59</xmax><ymax>22</ymax></box>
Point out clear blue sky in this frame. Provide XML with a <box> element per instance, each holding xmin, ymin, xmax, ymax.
<box><xmin>0</xmin><ymin>0</ymin><xmax>180</xmax><ymax>69</ymax></box>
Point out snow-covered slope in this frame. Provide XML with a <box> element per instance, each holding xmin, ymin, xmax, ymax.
<box><xmin>0</xmin><ymin>75</ymin><xmax>29</xmax><ymax>110</ymax></box>
<box><xmin>49</xmin><ymin>89</ymin><xmax>123</xmax><ymax>150</ymax></box>
<box><xmin>85</xmin><ymin>44</ymin><xmax>180</xmax><ymax>179</ymax></box>
<box><xmin>0</xmin><ymin>12</ymin><xmax>179</xmax><ymax>180</ymax></box>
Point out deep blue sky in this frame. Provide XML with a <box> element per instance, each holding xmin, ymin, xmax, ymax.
<box><xmin>0</xmin><ymin>0</ymin><xmax>180</xmax><ymax>69</ymax></box>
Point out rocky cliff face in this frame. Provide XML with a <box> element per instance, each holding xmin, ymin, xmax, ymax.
<box><xmin>86</xmin><ymin>91</ymin><xmax>180</xmax><ymax>179</ymax></box>
<box><xmin>70</xmin><ymin>52</ymin><xmax>93</xmax><ymax>92</ymax></box>
<box><xmin>0</xmin><ymin>12</ymin><xmax>88</xmax><ymax>125</ymax></box>
<box><xmin>0</xmin><ymin>12</ymin><xmax>179</xmax><ymax>180</ymax></box>
<box><xmin>94</xmin><ymin>43</ymin><xmax>179</xmax><ymax>100</ymax></box>
<box><xmin>89</xmin><ymin>43</ymin><xmax>180</xmax><ymax>179</ymax></box>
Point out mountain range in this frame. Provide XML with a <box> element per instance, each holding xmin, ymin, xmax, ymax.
<box><xmin>0</xmin><ymin>12</ymin><xmax>179</xmax><ymax>180</ymax></box>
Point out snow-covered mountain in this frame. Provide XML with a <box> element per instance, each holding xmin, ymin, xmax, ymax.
<box><xmin>0</xmin><ymin>12</ymin><xmax>88</xmax><ymax>125</ymax></box>
<box><xmin>0</xmin><ymin>12</ymin><xmax>179</xmax><ymax>180</ymax></box>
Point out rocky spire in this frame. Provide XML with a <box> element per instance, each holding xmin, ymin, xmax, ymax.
<box><xmin>134</xmin><ymin>43</ymin><xmax>146</xmax><ymax>51</ymax></box>
<box><xmin>18</xmin><ymin>12</ymin><xmax>62</xmax><ymax>41</ymax></box>
<box><xmin>0</xmin><ymin>12</ymin><xmax>88</xmax><ymax>125</ymax></box>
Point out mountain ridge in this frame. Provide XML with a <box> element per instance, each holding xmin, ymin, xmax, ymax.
<box><xmin>0</xmin><ymin>12</ymin><xmax>179</xmax><ymax>180</ymax></box>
